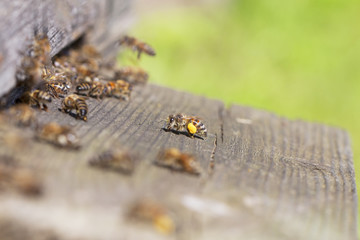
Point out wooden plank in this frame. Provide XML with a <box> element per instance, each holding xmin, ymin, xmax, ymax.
<box><xmin>0</xmin><ymin>84</ymin><xmax>223</xmax><ymax>240</ymax></box>
<box><xmin>208</xmin><ymin>105</ymin><xmax>358</xmax><ymax>240</ymax></box>
<box><xmin>0</xmin><ymin>83</ymin><xmax>357</xmax><ymax>239</ymax></box>
<box><xmin>0</xmin><ymin>0</ymin><xmax>132</xmax><ymax>97</ymax></box>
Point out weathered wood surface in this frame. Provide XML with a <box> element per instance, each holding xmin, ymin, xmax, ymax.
<box><xmin>0</xmin><ymin>83</ymin><xmax>357</xmax><ymax>240</ymax></box>
<box><xmin>0</xmin><ymin>0</ymin><xmax>132</xmax><ymax>97</ymax></box>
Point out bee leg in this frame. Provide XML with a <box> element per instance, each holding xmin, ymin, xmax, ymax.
<box><xmin>42</xmin><ymin>103</ymin><xmax>48</xmax><ymax>112</ymax></box>
<box><xmin>137</xmin><ymin>50</ymin><xmax>142</xmax><ymax>59</ymax></box>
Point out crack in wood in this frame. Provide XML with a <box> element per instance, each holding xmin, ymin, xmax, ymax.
<box><xmin>208</xmin><ymin>133</ymin><xmax>217</xmax><ymax>177</ymax></box>
<box><xmin>218</xmin><ymin>105</ymin><xmax>224</xmax><ymax>143</ymax></box>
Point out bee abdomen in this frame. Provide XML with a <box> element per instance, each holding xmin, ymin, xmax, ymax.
<box><xmin>76</xmin><ymin>82</ymin><xmax>92</xmax><ymax>93</ymax></box>
<box><xmin>75</xmin><ymin>99</ymin><xmax>88</xmax><ymax>111</ymax></box>
<box><xmin>143</xmin><ymin>44</ymin><xmax>156</xmax><ymax>56</ymax></box>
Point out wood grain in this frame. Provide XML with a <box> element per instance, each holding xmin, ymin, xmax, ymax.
<box><xmin>0</xmin><ymin>83</ymin><xmax>357</xmax><ymax>240</ymax></box>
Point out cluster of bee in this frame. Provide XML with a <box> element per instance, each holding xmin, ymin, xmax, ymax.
<box><xmin>0</xmin><ymin>32</ymin><xmax>214</xmax><ymax>236</ymax></box>
<box><xmin>0</xmin><ymin>104</ymin><xmax>80</xmax><ymax>149</ymax></box>
<box><xmin>0</xmin><ymin>34</ymin><xmax>156</xmax><ymax>149</ymax></box>
<box><xmin>0</xmin><ymin>155</ymin><xmax>42</xmax><ymax>196</ymax></box>
<box><xmin>3</xmin><ymin>34</ymin><xmax>155</xmax><ymax>123</ymax></box>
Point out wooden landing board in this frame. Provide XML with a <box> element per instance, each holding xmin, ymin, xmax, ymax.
<box><xmin>0</xmin><ymin>84</ymin><xmax>357</xmax><ymax>240</ymax></box>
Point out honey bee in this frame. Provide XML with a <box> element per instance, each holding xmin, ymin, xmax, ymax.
<box><xmin>37</xmin><ymin>122</ymin><xmax>80</xmax><ymax>149</ymax></box>
<box><xmin>114</xmin><ymin>66</ymin><xmax>148</xmax><ymax>85</ymax></box>
<box><xmin>61</xmin><ymin>94</ymin><xmax>88</xmax><ymax>121</ymax></box>
<box><xmin>103</xmin><ymin>81</ymin><xmax>117</xmax><ymax>97</ymax></box>
<box><xmin>88</xmin><ymin>81</ymin><xmax>106</xmax><ymax>99</ymax></box>
<box><xmin>11</xmin><ymin>168</ymin><xmax>43</xmax><ymax>196</ymax></box>
<box><xmin>127</xmin><ymin>199</ymin><xmax>175</xmax><ymax>235</ymax></box>
<box><xmin>29</xmin><ymin>90</ymin><xmax>52</xmax><ymax>111</ymax></box>
<box><xmin>156</xmin><ymin>148</ymin><xmax>202</xmax><ymax>175</ymax></box>
<box><xmin>80</xmin><ymin>44</ymin><xmax>101</xmax><ymax>58</ymax></box>
<box><xmin>30</xmin><ymin>35</ymin><xmax>51</xmax><ymax>66</ymax></box>
<box><xmin>165</xmin><ymin>114</ymin><xmax>207</xmax><ymax>139</ymax></box>
<box><xmin>0</xmin><ymin>155</ymin><xmax>15</xmax><ymax>190</ymax></box>
<box><xmin>89</xmin><ymin>150</ymin><xmax>134</xmax><ymax>174</ymax></box>
<box><xmin>118</xmin><ymin>36</ymin><xmax>156</xmax><ymax>59</ymax></box>
<box><xmin>7</xmin><ymin>104</ymin><xmax>37</xmax><ymax>127</ymax></box>
<box><xmin>76</xmin><ymin>63</ymin><xmax>97</xmax><ymax>77</ymax></box>
<box><xmin>47</xmin><ymin>79</ymin><xmax>71</xmax><ymax>98</ymax></box>
<box><xmin>0</xmin><ymin>156</ymin><xmax>42</xmax><ymax>196</ymax></box>
<box><xmin>75</xmin><ymin>82</ymin><xmax>92</xmax><ymax>95</ymax></box>
<box><xmin>16</xmin><ymin>55</ymin><xmax>43</xmax><ymax>85</ymax></box>
<box><xmin>14</xmin><ymin>35</ymin><xmax>51</xmax><ymax>102</ymax></box>
<box><xmin>110</xmin><ymin>80</ymin><xmax>131</xmax><ymax>100</ymax></box>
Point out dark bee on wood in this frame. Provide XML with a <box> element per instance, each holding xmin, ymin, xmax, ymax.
<box><xmin>89</xmin><ymin>150</ymin><xmax>135</xmax><ymax>174</ymax></box>
<box><xmin>61</xmin><ymin>94</ymin><xmax>88</xmax><ymax>121</ymax></box>
<box><xmin>118</xmin><ymin>35</ymin><xmax>156</xmax><ymax>59</ymax></box>
<box><xmin>156</xmin><ymin>148</ymin><xmax>203</xmax><ymax>176</ymax></box>
<box><xmin>29</xmin><ymin>90</ymin><xmax>52</xmax><ymax>111</ymax></box>
<box><xmin>75</xmin><ymin>82</ymin><xmax>93</xmax><ymax>95</ymax></box>
<box><xmin>165</xmin><ymin>113</ymin><xmax>207</xmax><ymax>139</ymax></box>
<box><xmin>37</xmin><ymin>122</ymin><xmax>80</xmax><ymax>149</ymax></box>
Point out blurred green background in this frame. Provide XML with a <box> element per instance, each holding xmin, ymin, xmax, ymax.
<box><xmin>130</xmin><ymin>0</ymin><xmax>359</xmax><ymax>231</ymax></box>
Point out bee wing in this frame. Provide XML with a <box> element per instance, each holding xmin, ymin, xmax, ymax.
<box><xmin>80</xmin><ymin>96</ymin><xmax>89</xmax><ymax>100</ymax></box>
<box><xmin>32</xmin><ymin>81</ymin><xmax>58</xmax><ymax>98</ymax></box>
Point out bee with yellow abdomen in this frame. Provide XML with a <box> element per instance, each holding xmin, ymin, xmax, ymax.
<box><xmin>61</xmin><ymin>94</ymin><xmax>88</xmax><ymax>121</ymax></box>
<box><xmin>29</xmin><ymin>90</ymin><xmax>52</xmax><ymax>111</ymax></box>
<box><xmin>165</xmin><ymin>113</ymin><xmax>207</xmax><ymax>139</ymax></box>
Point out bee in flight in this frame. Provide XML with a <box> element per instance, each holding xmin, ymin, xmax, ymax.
<box><xmin>156</xmin><ymin>148</ymin><xmax>202</xmax><ymax>176</ymax></box>
<box><xmin>61</xmin><ymin>94</ymin><xmax>88</xmax><ymax>121</ymax></box>
<box><xmin>165</xmin><ymin>113</ymin><xmax>207</xmax><ymax>139</ymax></box>
<box><xmin>118</xmin><ymin>36</ymin><xmax>156</xmax><ymax>59</ymax></box>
